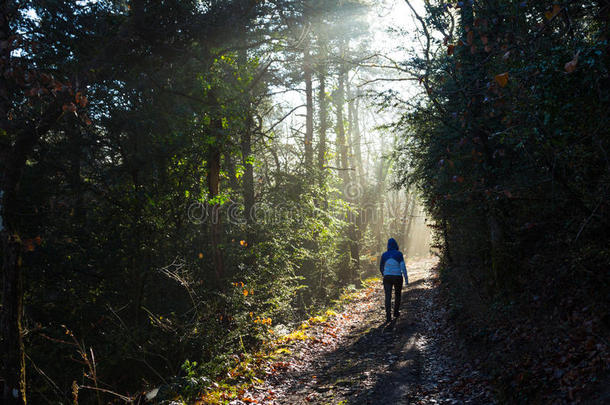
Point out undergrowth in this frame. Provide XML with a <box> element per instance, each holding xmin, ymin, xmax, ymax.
<box><xmin>151</xmin><ymin>277</ymin><xmax>380</xmax><ymax>404</ymax></box>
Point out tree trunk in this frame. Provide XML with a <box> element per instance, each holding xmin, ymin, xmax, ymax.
<box><xmin>303</xmin><ymin>45</ymin><xmax>314</xmax><ymax>172</ymax></box>
<box><xmin>1</xmin><ymin>120</ymin><xmax>60</xmax><ymax>405</ymax></box>
<box><xmin>335</xmin><ymin>59</ymin><xmax>349</xmax><ymax>184</ymax></box>
<box><xmin>225</xmin><ymin>151</ymin><xmax>239</xmax><ymax>192</ymax></box>
<box><xmin>0</xmin><ymin>130</ymin><xmax>31</xmax><ymax>405</ymax></box>
<box><xmin>402</xmin><ymin>192</ymin><xmax>416</xmax><ymax>253</ymax></box>
<box><xmin>1</xmin><ymin>229</ymin><xmax>26</xmax><ymax>405</ymax></box>
<box><xmin>236</xmin><ymin>45</ymin><xmax>256</xmax><ymax>238</ymax></box>
<box><xmin>373</xmin><ymin>134</ymin><xmax>389</xmax><ymax>249</ymax></box>
<box><xmin>0</xmin><ymin>124</ymin><xmax>56</xmax><ymax>405</ymax></box>
<box><xmin>242</xmin><ymin>113</ymin><xmax>255</xmax><ymax>230</ymax></box>
<box><xmin>348</xmin><ymin>86</ymin><xmax>363</xmax><ymax>184</ymax></box>
<box><xmin>207</xmin><ymin>123</ymin><xmax>224</xmax><ymax>281</ymax></box>
<box><xmin>0</xmin><ymin>1</ymin><xmax>12</xmax><ymax>129</ymax></box>
<box><xmin>317</xmin><ymin>69</ymin><xmax>327</xmax><ymax>182</ymax></box>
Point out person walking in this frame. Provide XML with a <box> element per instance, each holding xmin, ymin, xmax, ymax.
<box><xmin>380</xmin><ymin>238</ymin><xmax>409</xmax><ymax>323</ymax></box>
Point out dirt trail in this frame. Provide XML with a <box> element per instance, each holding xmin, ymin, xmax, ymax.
<box><xmin>255</xmin><ymin>258</ymin><xmax>495</xmax><ymax>405</ymax></box>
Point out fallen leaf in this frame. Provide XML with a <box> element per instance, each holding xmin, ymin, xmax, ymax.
<box><xmin>545</xmin><ymin>4</ymin><xmax>561</xmax><ymax>20</ymax></box>
<box><xmin>494</xmin><ymin>72</ymin><xmax>509</xmax><ymax>87</ymax></box>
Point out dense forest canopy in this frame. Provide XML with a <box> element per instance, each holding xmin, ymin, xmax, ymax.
<box><xmin>1</xmin><ymin>0</ymin><xmax>608</xmax><ymax>403</ymax></box>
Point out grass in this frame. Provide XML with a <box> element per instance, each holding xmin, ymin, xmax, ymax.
<box><xmin>275</xmin><ymin>329</ymin><xmax>310</xmax><ymax>344</ymax></box>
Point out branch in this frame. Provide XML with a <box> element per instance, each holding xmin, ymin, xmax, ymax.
<box><xmin>263</xmin><ymin>104</ymin><xmax>306</xmax><ymax>135</ymax></box>
<box><xmin>358</xmin><ymin>77</ymin><xmax>419</xmax><ymax>87</ymax></box>
<box><xmin>325</xmin><ymin>166</ymin><xmax>355</xmax><ymax>171</ymax></box>
<box><xmin>78</xmin><ymin>386</ymin><xmax>133</xmax><ymax>402</ymax></box>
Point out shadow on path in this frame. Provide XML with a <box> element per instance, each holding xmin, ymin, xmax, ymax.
<box><xmin>276</xmin><ymin>278</ymin><xmax>432</xmax><ymax>404</ymax></box>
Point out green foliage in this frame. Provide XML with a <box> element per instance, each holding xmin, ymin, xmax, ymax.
<box><xmin>391</xmin><ymin>0</ymin><xmax>610</xmax><ymax>399</ymax></box>
<box><xmin>0</xmin><ymin>0</ymin><xmax>397</xmax><ymax>402</ymax></box>
<box><xmin>395</xmin><ymin>0</ymin><xmax>609</xmax><ymax>290</ymax></box>
<box><xmin>0</xmin><ymin>2</ymin><xmax>371</xmax><ymax>403</ymax></box>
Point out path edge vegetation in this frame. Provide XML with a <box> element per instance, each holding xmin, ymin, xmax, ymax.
<box><xmin>151</xmin><ymin>277</ymin><xmax>381</xmax><ymax>404</ymax></box>
<box><xmin>393</xmin><ymin>1</ymin><xmax>610</xmax><ymax>402</ymax></box>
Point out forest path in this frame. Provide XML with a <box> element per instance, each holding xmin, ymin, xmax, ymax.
<box><xmin>253</xmin><ymin>258</ymin><xmax>495</xmax><ymax>405</ymax></box>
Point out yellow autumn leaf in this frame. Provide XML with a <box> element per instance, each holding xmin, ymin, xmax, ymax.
<box><xmin>243</xmin><ymin>289</ymin><xmax>248</xmax><ymax>297</ymax></box>
<box><xmin>494</xmin><ymin>72</ymin><xmax>509</xmax><ymax>88</ymax></box>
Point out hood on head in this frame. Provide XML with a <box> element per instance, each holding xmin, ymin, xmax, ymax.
<box><xmin>387</xmin><ymin>238</ymin><xmax>399</xmax><ymax>251</ymax></box>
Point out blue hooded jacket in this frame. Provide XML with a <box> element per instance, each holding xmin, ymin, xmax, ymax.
<box><xmin>380</xmin><ymin>238</ymin><xmax>408</xmax><ymax>281</ymax></box>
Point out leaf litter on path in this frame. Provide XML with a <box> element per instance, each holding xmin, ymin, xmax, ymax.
<box><xmin>238</xmin><ymin>258</ymin><xmax>495</xmax><ymax>404</ymax></box>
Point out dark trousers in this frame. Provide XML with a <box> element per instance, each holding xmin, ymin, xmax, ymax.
<box><xmin>383</xmin><ymin>275</ymin><xmax>403</xmax><ymax>320</ymax></box>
